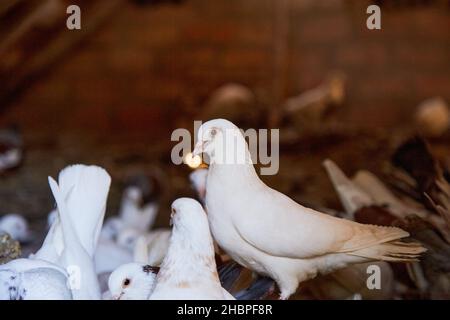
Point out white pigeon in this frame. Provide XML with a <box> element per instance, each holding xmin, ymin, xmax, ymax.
<box><xmin>34</xmin><ymin>165</ymin><xmax>111</xmax><ymax>264</ymax></box>
<box><xmin>33</xmin><ymin>165</ymin><xmax>111</xmax><ymax>299</ymax></box>
<box><xmin>118</xmin><ymin>185</ymin><xmax>158</xmax><ymax>233</ymax></box>
<box><xmin>116</xmin><ymin>228</ymin><xmax>170</xmax><ymax>266</ymax></box>
<box><xmin>189</xmin><ymin>168</ymin><xmax>208</xmax><ymax>203</ymax></box>
<box><xmin>100</xmin><ymin>217</ymin><xmax>125</xmax><ymax>242</ymax></box>
<box><xmin>47</xmin><ymin>173</ymin><xmax>104</xmax><ymax>299</ymax></box>
<box><xmin>92</xmin><ymin>212</ymin><xmax>133</xmax><ymax>276</ymax></box>
<box><xmin>322</xmin><ymin>160</ymin><xmax>374</xmax><ymax>220</ymax></box>
<box><xmin>0</xmin><ymin>213</ymin><xmax>31</xmax><ymax>243</ymax></box>
<box><xmin>192</xmin><ymin>119</ymin><xmax>426</xmax><ymax>299</ymax></box>
<box><xmin>150</xmin><ymin>198</ymin><xmax>234</xmax><ymax>300</ymax></box>
<box><xmin>325</xmin><ymin>162</ymin><xmax>450</xmax><ymax>244</ymax></box>
<box><xmin>116</xmin><ymin>227</ymin><xmax>142</xmax><ymax>252</ymax></box>
<box><xmin>1</xmin><ymin>165</ymin><xmax>111</xmax><ymax>300</ymax></box>
<box><xmin>144</xmin><ymin>229</ymin><xmax>171</xmax><ymax>266</ymax></box>
<box><xmin>352</xmin><ymin>170</ymin><xmax>448</xmax><ymax>228</ymax></box>
<box><xmin>0</xmin><ymin>258</ymin><xmax>72</xmax><ymax>300</ymax></box>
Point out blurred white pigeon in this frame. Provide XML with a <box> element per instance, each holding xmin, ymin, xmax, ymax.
<box><xmin>352</xmin><ymin>170</ymin><xmax>446</xmax><ymax>228</ymax></box>
<box><xmin>193</xmin><ymin>119</ymin><xmax>426</xmax><ymax>299</ymax></box>
<box><xmin>94</xmin><ymin>217</ymin><xmax>133</xmax><ymax>275</ymax></box>
<box><xmin>0</xmin><ymin>258</ymin><xmax>72</xmax><ymax>300</ymax></box>
<box><xmin>118</xmin><ymin>185</ymin><xmax>158</xmax><ymax>233</ymax></box>
<box><xmin>150</xmin><ymin>198</ymin><xmax>234</xmax><ymax>300</ymax></box>
<box><xmin>324</xmin><ymin>162</ymin><xmax>450</xmax><ymax>239</ymax></box>
<box><xmin>94</xmin><ymin>238</ymin><xmax>133</xmax><ymax>275</ymax></box>
<box><xmin>105</xmin><ymin>235</ymin><xmax>159</xmax><ymax>300</ymax></box>
<box><xmin>189</xmin><ymin>168</ymin><xmax>208</xmax><ymax>203</ymax></box>
<box><xmin>0</xmin><ymin>213</ymin><xmax>31</xmax><ymax>243</ymax></box>
<box><xmin>144</xmin><ymin>229</ymin><xmax>171</xmax><ymax>266</ymax></box>
<box><xmin>100</xmin><ymin>217</ymin><xmax>125</xmax><ymax>242</ymax></box>
<box><xmin>116</xmin><ymin>227</ymin><xmax>142</xmax><ymax>252</ymax></box>
<box><xmin>322</xmin><ymin>160</ymin><xmax>374</xmax><ymax>220</ymax></box>
<box><xmin>133</xmin><ymin>235</ymin><xmax>150</xmax><ymax>263</ymax></box>
<box><xmin>0</xmin><ymin>125</ymin><xmax>22</xmax><ymax>173</ymax></box>
<box><xmin>115</xmin><ymin>227</ymin><xmax>170</xmax><ymax>266</ymax></box>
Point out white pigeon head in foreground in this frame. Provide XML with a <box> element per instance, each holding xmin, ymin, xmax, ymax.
<box><xmin>0</xmin><ymin>213</ymin><xmax>31</xmax><ymax>243</ymax></box>
<box><xmin>108</xmin><ymin>263</ymin><xmax>158</xmax><ymax>300</ymax></box>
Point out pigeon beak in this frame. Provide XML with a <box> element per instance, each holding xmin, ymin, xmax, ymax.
<box><xmin>113</xmin><ymin>291</ymin><xmax>125</xmax><ymax>300</ymax></box>
<box><xmin>192</xmin><ymin>141</ymin><xmax>204</xmax><ymax>157</ymax></box>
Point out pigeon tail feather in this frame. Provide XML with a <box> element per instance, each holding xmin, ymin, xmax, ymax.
<box><xmin>348</xmin><ymin>240</ymin><xmax>427</xmax><ymax>262</ymax></box>
<box><xmin>58</xmin><ymin>165</ymin><xmax>111</xmax><ymax>257</ymax></box>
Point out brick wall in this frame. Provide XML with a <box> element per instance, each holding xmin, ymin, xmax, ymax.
<box><xmin>1</xmin><ymin>0</ymin><xmax>449</xmax><ymax>140</ymax></box>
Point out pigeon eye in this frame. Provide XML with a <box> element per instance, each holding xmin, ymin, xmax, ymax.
<box><xmin>210</xmin><ymin>128</ymin><xmax>217</xmax><ymax>137</ymax></box>
<box><xmin>123</xmin><ymin>278</ymin><xmax>131</xmax><ymax>287</ymax></box>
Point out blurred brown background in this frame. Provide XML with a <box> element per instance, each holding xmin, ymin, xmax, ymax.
<box><xmin>0</xmin><ymin>0</ymin><xmax>449</xmax><ymax>229</ymax></box>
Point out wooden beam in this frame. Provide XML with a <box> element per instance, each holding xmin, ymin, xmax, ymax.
<box><xmin>0</xmin><ymin>0</ymin><xmax>126</xmax><ymax>108</ymax></box>
<box><xmin>0</xmin><ymin>0</ymin><xmax>23</xmax><ymax>18</ymax></box>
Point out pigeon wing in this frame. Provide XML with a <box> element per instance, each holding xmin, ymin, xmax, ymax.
<box><xmin>232</xmin><ymin>187</ymin><xmax>410</xmax><ymax>259</ymax></box>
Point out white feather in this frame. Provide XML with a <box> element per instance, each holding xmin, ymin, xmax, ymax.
<box><xmin>35</xmin><ymin>165</ymin><xmax>111</xmax><ymax>261</ymax></box>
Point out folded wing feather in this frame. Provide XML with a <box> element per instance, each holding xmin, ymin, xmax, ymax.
<box><xmin>233</xmin><ymin>185</ymin><xmax>413</xmax><ymax>260</ymax></box>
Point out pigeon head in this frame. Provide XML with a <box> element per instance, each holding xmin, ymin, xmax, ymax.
<box><xmin>189</xmin><ymin>168</ymin><xmax>208</xmax><ymax>201</ymax></box>
<box><xmin>193</xmin><ymin>119</ymin><xmax>250</xmax><ymax>165</ymax></box>
<box><xmin>0</xmin><ymin>214</ymin><xmax>31</xmax><ymax>243</ymax></box>
<box><xmin>108</xmin><ymin>263</ymin><xmax>158</xmax><ymax>300</ymax></box>
<box><xmin>123</xmin><ymin>186</ymin><xmax>143</xmax><ymax>205</ymax></box>
<box><xmin>170</xmin><ymin>198</ymin><xmax>208</xmax><ymax>232</ymax></box>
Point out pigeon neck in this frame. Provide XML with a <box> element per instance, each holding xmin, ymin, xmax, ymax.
<box><xmin>207</xmin><ymin>129</ymin><xmax>261</xmax><ymax>184</ymax></box>
<box><xmin>158</xmin><ymin>221</ymin><xmax>218</xmax><ymax>282</ymax></box>
<box><xmin>209</xmin><ymin>160</ymin><xmax>260</xmax><ymax>188</ymax></box>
